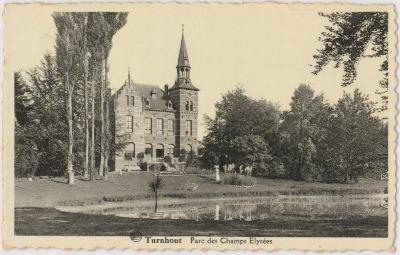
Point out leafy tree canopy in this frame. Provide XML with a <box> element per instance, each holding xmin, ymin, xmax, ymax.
<box><xmin>312</xmin><ymin>12</ymin><xmax>388</xmax><ymax>111</ymax></box>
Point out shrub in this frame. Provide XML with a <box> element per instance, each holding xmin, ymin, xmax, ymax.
<box><xmin>149</xmin><ymin>163</ymin><xmax>161</xmax><ymax>171</ymax></box>
<box><xmin>179</xmin><ymin>155</ymin><xmax>186</xmax><ymax>162</ymax></box>
<box><xmin>164</xmin><ymin>155</ymin><xmax>172</xmax><ymax>164</ymax></box>
<box><xmin>180</xmin><ymin>149</ymin><xmax>187</xmax><ymax>155</ymax></box>
<box><xmin>160</xmin><ymin>163</ymin><xmax>168</xmax><ymax>171</ymax></box>
<box><xmin>222</xmin><ymin>175</ymin><xmax>255</xmax><ymax>187</ymax></box>
<box><xmin>140</xmin><ymin>162</ymin><xmax>148</xmax><ymax>171</ymax></box>
<box><xmin>186</xmin><ymin>151</ymin><xmax>193</xmax><ymax>164</ymax></box>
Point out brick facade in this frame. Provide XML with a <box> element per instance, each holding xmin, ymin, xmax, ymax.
<box><xmin>111</xmin><ymin>30</ymin><xmax>199</xmax><ymax>172</ymax></box>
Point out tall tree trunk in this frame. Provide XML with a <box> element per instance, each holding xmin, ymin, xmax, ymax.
<box><xmin>84</xmin><ymin>70</ymin><xmax>89</xmax><ymax>178</ymax></box>
<box><xmin>83</xmin><ymin>16</ymin><xmax>89</xmax><ymax>179</ymax></box>
<box><xmin>66</xmin><ymin>77</ymin><xmax>74</xmax><ymax>185</ymax></box>
<box><xmin>99</xmin><ymin>52</ymin><xmax>105</xmax><ymax>177</ymax></box>
<box><xmin>104</xmin><ymin>54</ymin><xmax>110</xmax><ymax>180</ymax></box>
<box><xmin>90</xmin><ymin>78</ymin><xmax>95</xmax><ymax>181</ymax></box>
<box><xmin>154</xmin><ymin>191</ymin><xmax>158</xmax><ymax>213</ymax></box>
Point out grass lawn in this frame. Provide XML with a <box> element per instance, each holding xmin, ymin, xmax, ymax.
<box><xmin>15</xmin><ymin>207</ymin><xmax>387</xmax><ymax>237</ymax></box>
<box><xmin>14</xmin><ymin>171</ymin><xmax>388</xmax><ymax>237</ymax></box>
<box><xmin>15</xmin><ymin>171</ymin><xmax>387</xmax><ymax>207</ymax></box>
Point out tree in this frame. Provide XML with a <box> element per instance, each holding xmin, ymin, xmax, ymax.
<box><xmin>27</xmin><ymin>55</ymin><xmax>68</xmax><ymax>177</ymax></box>
<box><xmin>229</xmin><ymin>135</ymin><xmax>272</xmax><ymax>176</ymax></box>
<box><xmin>53</xmin><ymin>13</ymin><xmax>84</xmax><ymax>184</ymax></box>
<box><xmin>14</xmin><ymin>71</ymin><xmax>38</xmax><ymax>178</ymax></box>
<box><xmin>324</xmin><ymin>89</ymin><xmax>384</xmax><ymax>182</ymax></box>
<box><xmin>148</xmin><ymin>174</ymin><xmax>163</xmax><ymax>213</ymax></box>
<box><xmin>202</xmin><ymin>86</ymin><xmax>280</xmax><ymax>168</ymax></box>
<box><xmin>102</xmin><ymin>13</ymin><xmax>128</xmax><ymax>179</ymax></box>
<box><xmin>14</xmin><ymin>72</ymin><xmax>32</xmax><ymax>126</ymax></box>
<box><xmin>87</xmin><ymin>13</ymin><xmax>105</xmax><ymax>181</ymax></box>
<box><xmin>80</xmin><ymin>14</ymin><xmax>90</xmax><ymax>179</ymax></box>
<box><xmin>281</xmin><ymin>84</ymin><xmax>330</xmax><ymax>180</ymax></box>
<box><xmin>86</xmin><ymin>13</ymin><xmax>128</xmax><ymax>179</ymax></box>
<box><xmin>312</xmin><ymin>12</ymin><xmax>388</xmax><ymax>111</ymax></box>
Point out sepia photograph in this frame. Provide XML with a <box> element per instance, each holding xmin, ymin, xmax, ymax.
<box><xmin>2</xmin><ymin>2</ymin><xmax>397</xmax><ymax>251</ymax></box>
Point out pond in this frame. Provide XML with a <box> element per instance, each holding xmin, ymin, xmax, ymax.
<box><xmin>67</xmin><ymin>195</ymin><xmax>388</xmax><ymax>222</ymax></box>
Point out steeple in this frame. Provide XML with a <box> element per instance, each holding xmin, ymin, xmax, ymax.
<box><xmin>128</xmin><ymin>68</ymin><xmax>131</xmax><ymax>85</ymax></box>
<box><xmin>126</xmin><ymin>68</ymin><xmax>134</xmax><ymax>86</ymax></box>
<box><xmin>170</xmin><ymin>26</ymin><xmax>199</xmax><ymax>91</ymax></box>
<box><xmin>177</xmin><ymin>25</ymin><xmax>190</xmax><ymax>68</ymax></box>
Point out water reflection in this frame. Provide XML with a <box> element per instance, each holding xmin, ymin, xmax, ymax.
<box><xmin>93</xmin><ymin>195</ymin><xmax>387</xmax><ymax>221</ymax></box>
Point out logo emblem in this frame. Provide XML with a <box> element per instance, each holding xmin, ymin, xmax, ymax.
<box><xmin>129</xmin><ymin>229</ymin><xmax>142</xmax><ymax>242</ymax></box>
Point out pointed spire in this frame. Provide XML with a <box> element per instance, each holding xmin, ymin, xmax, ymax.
<box><xmin>128</xmin><ymin>68</ymin><xmax>131</xmax><ymax>85</ymax></box>
<box><xmin>177</xmin><ymin>24</ymin><xmax>190</xmax><ymax>67</ymax></box>
<box><xmin>170</xmin><ymin>26</ymin><xmax>199</xmax><ymax>91</ymax></box>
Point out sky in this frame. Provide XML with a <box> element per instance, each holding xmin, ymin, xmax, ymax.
<box><xmin>5</xmin><ymin>3</ymin><xmax>386</xmax><ymax>139</ymax></box>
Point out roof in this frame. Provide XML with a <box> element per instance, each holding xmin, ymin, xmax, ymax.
<box><xmin>177</xmin><ymin>33</ymin><xmax>190</xmax><ymax>67</ymax></box>
<box><xmin>116</xmin><ymin>80</ymin><xmax>175</xmax><ymax>111</ymax></box>
<box><xmin>169</xmin><ymin>78</ymin><xmax>199</xmax><ymax>91</ymax></box>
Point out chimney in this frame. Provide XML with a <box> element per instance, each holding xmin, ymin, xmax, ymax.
<box><xmin>164</xmin><ymin>84</ymin><xmax>169</xmax><ymax>96</ymax></box>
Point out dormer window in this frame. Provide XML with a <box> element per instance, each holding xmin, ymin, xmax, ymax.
<box><xmin>151</xmin><ymin>89</ymin><xmax>157</xmax><ymax>98</ymax></box>
<box><xmin>145</xmin><ymin>98</ymin><xmax>150</xmax><ymax>107</ymax></box>
<box><xmin>168</xmin><ymin>101</ymin><xmax>173</xmax><ymax>109</ymax></box>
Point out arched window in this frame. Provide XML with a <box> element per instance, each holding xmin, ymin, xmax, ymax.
<box><xmin>189</xmin><ymin>101</ymin><xmax>194</xmax><ymax>111</ymax></box>
<box><xmin>167</xmin><ymin>144</ymin><xmax>175</xmax><ymax>156</ymax></box>
<box><xmin>185</xmin><ymin>101</ymin><xmax>189</xmax><ymax>111</ymax></box>
<box><xmin>145</xmin><ymin>143</ymin><xmax>153</xmax><ymax>157</ymax></box>
<box><xmin>124</xmin><ymin>143</ymin><xmax>135</xmax><ymax>160</ymax></box>
<box><xmin>167</xmin><ymin>101</ymin><xmax>173</xmax><ymax>109</ymax></box>
<box><xmin>156</xmin><ymin>144</ymin><xmax>164</xmax><ymax>158</ymax></box>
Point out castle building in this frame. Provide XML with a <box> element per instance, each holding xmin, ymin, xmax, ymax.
<box><xmin>111</xmin><ymin>29</ymin><xmax>199</xmax><ymax>172</ymax></box>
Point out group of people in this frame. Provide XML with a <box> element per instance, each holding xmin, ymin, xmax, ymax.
<box><xmin>214</xmin><ymin>163</ymin><xmax>253</xmax><ymax>176</ymax></box>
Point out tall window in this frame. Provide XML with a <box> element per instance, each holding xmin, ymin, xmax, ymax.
<box><xmin>156</xmin><ymin>118</ymin><xmax>164</xmax><ymax>135</ymax></box>
<box><xmin>126</xmin><ymin>95</ymin><xmax>134</xmax><ymax>106</ymax></box>
<box><xmin>185</xmin><ymin>101</ymin><xmax>189</xmax><ymax>111</ymax></box>
<box><xmin>126</xmin><ymin>115</ymin><xmax>133</xmax><ymax>132</ymax></box>
<box><xmin>145</xmin><ymin>118</ymin><xmax>152</xmax><ymax>134</ymax></box>
<box><xmin>145</xmin><ymin>143</ymin><xmax>153</xmax><ymax>157</ymax></box>
<box><xmin>124</xmin><ymin>143</ymin><xmax>135</xmax><ymax>160</ymax></box>
<box><xmin>189</xmin><ymin>101</ymin><xmax>194</xmax><ymax>111</ymax></box>
<box><xmin>167</xmin><ymin>119</ymin><xmax>174</xmax><ymax>136</ymax></box>
<box><xmin>185</xmin><ymin>120</ymin><xmax>192</xmax><ymax>136</ymax></box>
<box><xmin>156</xmin><ymin>144</ymin><xmax>164</xmax><ymax>158</ymax></box>
<box><xmin>167</xmin><ymin>145</ymin><xmax>175</xmax><ymax>156</ymax></box>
